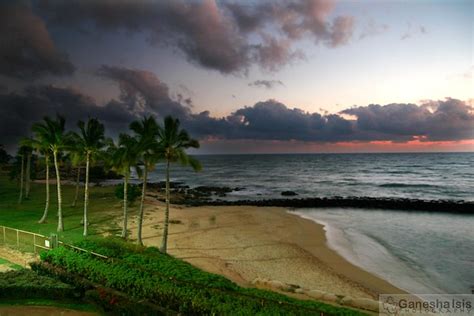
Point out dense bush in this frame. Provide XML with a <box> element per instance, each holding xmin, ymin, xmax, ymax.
<box><xmin>114</xmin><ymin>183</ymin><xmax>141</xmax><ymax>205</ymax></box>
<box><xmin>76</xmin><ymin>238</ymin><xmax>238</xmax><ymax>291</ymax></box>
<box><xmin>0</xmin><ymin>269</ymin><xmax>79</xmax><ymax>300</ymax></box>
<box><xmin>40</xmin><ymin>239</ymin><xmax>366</xmax><ymax>315</ymax></box>
<box><xmin>85</xmin><ymin>287</ymin><xmax>174</xmax><ymax>316</ymax></box>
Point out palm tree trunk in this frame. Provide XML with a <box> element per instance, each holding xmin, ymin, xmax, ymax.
<box><xmin>137</xmin><ymin>168</ymin><xmax>148</xmax><ymax>245</ymax></box>
<box><xmin>121</xmin><ymin>172</ymin><xmax>129</xmax><ymax>239</ymax></box>
<box><xmin>83</xmin><ymin>153</ymin><xmax>90</xmax><ymax>236</ymax></box>
<box><xmin>160</xmin><ymin>160</ymin><xmax>171</xmax><ymax>253</ymax></box>
<box><xmin>72</xmin><ymin>167</ymin><xmax>81</xmax><ymax>207</ymax></box>
<box><xmin>38</xmin><ymin>155</ymin><xmax>50</xmax><ymax>223</ymax></box>
<box><xmin>54</xmin><ymin>150</ymin><xmax>64</xmax><ymax>232</ymax></box>
<box><xmin>18</xmin><ymin>155</ymin><xmax>24</xmax><ymax>204</ymax></box>
<box><xmin>25</xmin><ymin>152</ymin><xmax>31</xmax><ymax>199</ymax></box>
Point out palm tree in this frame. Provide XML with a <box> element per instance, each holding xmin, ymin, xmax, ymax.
<box><xmin>24</xmin><ymin>146</ymin><xmax>32</xmax><ymax>199</ymax></box>
<box><xmin>158</xmin><ymin>116</ymin><xmax>201</xmax><ymax>254</ymax></box>
<box><xmin>69</xmin><ymin>118</ymin><xmax>107</xmax><ymax>236</ymax></box>
<box><xmin>130</xmin><ymin>116</ymin><xmax>160</xmax><ymax>245</ymax></box>
<box><xmin>69</xmin><ymin>148</ymin><xmax>85</xmax><ymax>208</ymax></box>
<box><xmin>16</xmin><ymin>146</ymin><xmax>28</xmax><ymax>204</ymax></box>
<box><xmin>108</xmin><ymin>134</ymin><xmax>140</xmax><ymax>239</ymax></box>
<box><xmin>32</xmin><ymin>115</ymin><xmax>68</xmax><ymax>232</ymax></box>
<box><xmin>22</xmin><ymin>136</ymin><xmax>51</xmax><ymax>223</ymax></box>
<box><xmin>18</xmin><ymin>143</ymin><xmax>33</xmax><ymax>203</ymax></box>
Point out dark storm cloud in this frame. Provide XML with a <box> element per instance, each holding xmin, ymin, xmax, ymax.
<box><xmin>226</xmin><ymin>0</ymin><xmax>354</xmax><ymax>46</ymax></box>
<box><xmin>248</xmin><ymin>80</ymin><xmax>284</xmax><ymax>89</ymax></box>
<box><xmin>37</xmin><ymin>0</ymin><xmax>355</xmax><ymax>74</ymax></box>
<box><xmin>222</xmin><ymin>100</ymin><xmax>354</xmax><ymax>141</ymax></box>
<box><xmin>0</xmin><ymin>3</ymin><xmax>75</xmax><ymax>80</ymax></box>
<box><xmin>96</xmin><ymin>65</ymin><xmax>191</xmax><ymax>118</ymax></box>
<box><xmin>1</xmin><ymin>66</ymin><xmax>472</xmax><ymax>151</ymax></box>
<box><xmin>0</xmin><ymin>85</ymin><xmax>136</xmax><ymax>151</ymax></box>
<box><xmin>342</xmin><ymin>99</ymin><xmax>474</xmax><ymax>141</ymax></box>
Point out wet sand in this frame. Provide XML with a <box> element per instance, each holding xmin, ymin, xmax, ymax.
<box><xmin>127</xmin><ymin>199</ymin><xmax>405</xmax><ymax>300</ymax></box>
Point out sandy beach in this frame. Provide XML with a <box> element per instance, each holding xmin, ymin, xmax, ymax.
<box><xmin>127</xmin><ymin>197</ymin><xmax>405</xmax><ymax>303</ymax></box>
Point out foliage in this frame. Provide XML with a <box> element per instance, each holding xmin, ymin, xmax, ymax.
<box><xmin>40</xmin><ymin>239</ymin><xmax>365</xmax><ymax>315</ymax></box>
<box><xmin>0</xmin><ymin>269</ymin><xmax>78</xmax><ymax>300</ymax></box>
<box><xmin>157</xmin><ymin>116</ymin><xmax>201</xmax><ymax>170</ymax></box>
<box><xmin>114</xmin><ymin>183</ymin><xmax>141</xmax><ymax>205</ymax></box>
<box><xmin>0</xmin><ymin>144</ymin><xmax>10</xmax><ymax>164</ymax></box>
<box><xmin>9</xmin><ymin>152</ymin><xmax>37</xmax><ymax>181</ymax></box>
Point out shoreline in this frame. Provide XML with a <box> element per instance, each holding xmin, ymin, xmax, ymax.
<box><xmin>127</xmin><ymin>199</ymin><xmax>406</xmax><ymax>303</ymax></box>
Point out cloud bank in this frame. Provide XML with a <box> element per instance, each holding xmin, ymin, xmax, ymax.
<box><xmin>0</xmin><ymin>66</ymin><xmax>472</xmax><ymax>151</ymax></box>
<box><xmin>36</xmin><ymin>0</ymin><xmax>355</xmax><ymax>74</ymax></box>
<box><xmin>0</xmin><ymin>3</ymin><xmax>75</xmax><ymax>80</ymax></box>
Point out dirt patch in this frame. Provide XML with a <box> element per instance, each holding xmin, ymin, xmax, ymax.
<box><xmin>0</xmin><ymin>306</ymin><xmax>98</xmax><ymax>316</ymax></box>
<box><xmin>0</xmin><ymin>246</ymin><xmax>37</xmax><ymax>268</ymax></box>
<box><xmin>0</xmin><ymin>265</ymin><xmax>14</xmax><ymax>273</ymax></box>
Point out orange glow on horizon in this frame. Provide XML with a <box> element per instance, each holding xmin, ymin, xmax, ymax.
<box><xmin>199</xmin><ymin>139</ymin><xmax>474</xmax><ymax>154</ymax></box>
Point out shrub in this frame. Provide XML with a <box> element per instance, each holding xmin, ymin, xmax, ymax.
<box><xmin>0</xmin><ymin>269</ymin><xmax>79</xmax><ymax>300</ymax></box>
<box><xmin>114</xmin><ymin>183</ymin><xmax>141</xmax><ymax>205</ymax></box>
<box><xmin>40</xmin><ymin>239</ymin><xmax>366</xmax><ymax>315</ymax></box>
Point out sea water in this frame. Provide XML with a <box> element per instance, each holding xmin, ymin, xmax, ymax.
<box><xmin>146</xmin><ymin>152</ymin><xmax>474</xmax><ymax>295</ymax></box>
<box><xmin>148</xmin><ymin>152</ymin><xmax>474</xmax><ymax>201</ymax></box>
<box><xmin>293</xmin><ymin>208</ymin><xmax>474</xmax><ymax>295</ymax></box>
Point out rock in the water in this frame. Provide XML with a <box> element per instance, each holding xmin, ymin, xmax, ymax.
<box><xmin>281</xmin><ymin>191</ymin><xmax>298</xmax><ymax>196</ymax></box>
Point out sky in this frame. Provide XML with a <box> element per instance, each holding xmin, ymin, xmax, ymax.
<box><xmin>0</xmin><ymin>0</ymin><xmax>473</xmax><ymax>154</ymax></box>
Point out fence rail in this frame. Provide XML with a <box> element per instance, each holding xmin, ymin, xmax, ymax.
<box><xmin>0</xmin><ymin>225</ymin><xmax>50</xmax><ymax>255</ymax></box>
<box><xmin>0</xmin><ymin>225</ymin><xmax>108</xmax><ymax>260</ymax></box>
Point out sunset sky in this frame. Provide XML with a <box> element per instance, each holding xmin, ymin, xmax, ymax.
<box><xmin>1</xmin><ymin>0</ymin><xmax>473</xmax><ymax>153</ymax></box>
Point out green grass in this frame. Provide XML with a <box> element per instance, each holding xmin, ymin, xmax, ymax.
<box><xmin>0</xmin><ymin>172</ymin><xmax>127</xmax><ymax>244</ymax></box>
<box><xmin>0</xmin><ymin>257</ymin><xmax>23</xmax><ymax>270</ymax></box>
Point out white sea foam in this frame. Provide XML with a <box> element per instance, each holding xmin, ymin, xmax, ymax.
<box><xmin>291</xmin><ymin>208</ymin><xmax>474</xmax><ymax>295</ymax></box>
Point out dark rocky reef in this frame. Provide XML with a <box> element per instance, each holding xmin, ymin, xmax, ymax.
<box><xmin>147</xmin><ymin>182</ymin><xmax>244</xmax><ymax>202</ymax></box>
<box><xmin>146</xmin><ymin>181</ymin><xmax>473</xmax><ymax>214</ymax></box>
<box><xmin>181</xmin><ymin>196</ymin><xmax>474</xmax><ymax>214</ymax></box>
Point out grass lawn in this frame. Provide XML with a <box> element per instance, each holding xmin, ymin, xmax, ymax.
<box><xmin>0</xmin><ymin>171</ymin><xmax>128</xmax><ymax>244</ymax></box>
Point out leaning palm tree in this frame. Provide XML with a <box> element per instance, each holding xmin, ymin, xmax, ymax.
<box><xmin>108</xmin><ymin>134</ymin><xmax>140</xmax><ymax>239</ymax></box>
<box><xmin>158</xmin><ymin>116</ymin><xmax>201</xmax><ymax>254</ymax></box>
<box><xmin>130</xmin><ymin>116</ymin><xmax>160</xmax><ymax>245</ymax></box>
<box><xmin>16</xmin><ymin>146</ymin><xmax>28</xmax><ymax>204</ymax></box>
<box><xmin>22</xmin><ymin>136</ymin><xmax>51</xmax><ymax>223</ymax></box>
<box><xmin>24</xmin><ymin>145</ymin><xmax>32</xmax><ymax>199</ymax></box>
<box><xmin>68</xmin><ymin>118</ymin><xmax>107</xmax><ymax>236</ymax></box>
<box><xmin>32</xmin><ymin>115</ymin><xmax>68</xmax><ymax>232</ymax></box>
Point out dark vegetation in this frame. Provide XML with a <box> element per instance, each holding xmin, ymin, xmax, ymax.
<box><xmin>0</xmin><ymin>269</ymin><xmax>78</xmax><ymax>300</ymax></box>
<box><xmin>114</xmin><ymin>183</ymin><xmax>141</xmax><ymax>205</ymax></box>
<box><xmin>34</xmin><ymin>238</ymin><xmax>366</xmax><ymax>315</ymax></box>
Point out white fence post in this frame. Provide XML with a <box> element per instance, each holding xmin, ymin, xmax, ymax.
<box><xmin>0</xmin><ymin>225</ymin><xmax>87</xmax><ymax>257</ymax></box>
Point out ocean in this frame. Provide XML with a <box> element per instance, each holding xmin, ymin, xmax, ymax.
<box><xmin>147</xmin><ymin>152</ymin><xmax>474</xmax><ymax>295</ymax></box>
<box><xmin>293</xmin><ymin>208</ymin><xmax>474</xmax><ymax>295</ymax></box>
<box><xmin>148</xmin><ymin>152</ymin><xmax>474</xmax><ymax>201</ymax></box>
